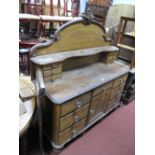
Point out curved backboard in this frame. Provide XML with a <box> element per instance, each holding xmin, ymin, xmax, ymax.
<box><xmin>30</xmin><ymin>18</ymin><xmax>110</xmax><ymax>57</ymax></box>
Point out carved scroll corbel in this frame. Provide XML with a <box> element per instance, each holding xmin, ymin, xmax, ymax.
<box><xmin>80</xmin><ymin>9</ymin><xmax>94</xmax><ymax>25</ymax></box>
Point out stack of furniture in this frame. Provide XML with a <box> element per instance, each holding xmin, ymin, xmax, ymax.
<box><xmin>121</xmin><ymin>69</ymin><xmax>135</xmax><ymax>104</ymax></box>
<box><xmin>30</xmin><ymin>15</ymin><xmax>130</xmax><ymax>152</ymax></box>
<box><xmin>116</xmin><ymin>16</ymin><xmax>135</xmax><ymax>104</ymax></box>
<box><xmin>19</xmin><ymin>0</ymin><xmax>45</xmax><ymax>15</ymax></box>
<box><xmin>116</xmin><ymin>16</ymin><xmax>135</xmax><ymax>69</ymax></box>
<box><xmin>86</xmin><ymin>0</ymin><xmax>113</xmax><ymax>26</ymax></box>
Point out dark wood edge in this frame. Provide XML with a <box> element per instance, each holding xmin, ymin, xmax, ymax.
<box><xmin>121</xmin><ymin>16</ymin><xmax>135</xmax><ymax>21</ymax></box>
<box><xmin>35</xmin><ymin>68</ymin><xmax>45</xmax><ymax>155</ymax></box>
<box><xmin>36</xmin><ymin>67</ymin><xmax>45</xmax><ymax>96</ymax></box>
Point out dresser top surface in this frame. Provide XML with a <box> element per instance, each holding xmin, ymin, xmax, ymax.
<box><xmin>31</xmin><ymin>46</ymin><xmax>119</xmax><ymax>65</ymax></box>
<box><xmin>45</xmin><ymin>61</ymin><xmax>129</xmax><ymax>104</ymax></box>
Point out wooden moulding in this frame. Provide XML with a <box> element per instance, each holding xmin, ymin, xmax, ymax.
<box><xmin>31</xmin><ymin>46</ymin><xmax>119</xmax><ymax>66</ymax></box>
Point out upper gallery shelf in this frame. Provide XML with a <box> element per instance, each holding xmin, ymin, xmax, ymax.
<box><xmin>31</xmin><ymin>46</ymin><xmax>119</xmax><ymax>65</ymax></box>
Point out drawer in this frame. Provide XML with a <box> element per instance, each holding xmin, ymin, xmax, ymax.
<box><xmin>74</xmin><ymin>104</ymin><xmax>89</xmax><ymax>123</ymax></box>
<box><xmin>103</xmin><ymin>89</ymin><xmax>111</xmax><ymax>102</ymax></box>
<box><xmin>108</xmin><ymin>52</ymin><xmax>116</xmax><ymax>56</ymax></box>
<box><xmin>105</xmin><ymin>95</ymin><xmax>121</xmax><ymax>113</ymax></box>
<box><xmin>60</xmin><ymin>113</ymin><xmax>74</xmax><ymax>132</ymax></box>
<box><xmin>59</xmin><ymin>118</ymin><xmax>86</xmax><ymax>144</ymax></box>
<box><xmin>88</xmin><ymin>94</ymin><xmax>106</xmax><ymax>123</ymax></box>
<box><xmin>52</xmin><ymin>63</ymin><xmax>62</xmax><ymax>68</ymax></box>
<box><xmin>105</xmin><ymin>100</ymin><xmax>115</xmax><ymax>112</ymax></box>
<box><xmin>104</xmin><ymin>97</ymin><xmax>117</xmax><ymax>112</ymax></box>
<box><xmin>106</xmin><ymin>55</ymin><xmax>116</xmax><ymax>64</ymax></box>
<box><xmin>109</xmin><ymin>83</ymin><xmax>125</xmax><ymax>99</ymax></box>
<box><xmin>59</xmin><ymin>127</ymin><xmax>72</xmax><ymax>145</ymax></box>
<box><xmin>51</xmin><ymin>73</ymin><xmax>61</xmax><ymax>80</ymax></box>
<box><xmin>59</xmin><ymin>104</ymin><xmax>89</xmax><ymax>131</ymax></box>
<box><xmin>91</xmin><ymin>94</ymin><xmax>106</xmax><ymax>108</ymax></box>
<box><xmin>72</xmin><ymin>118</ymin><xmax>86</xmax><ymax>137</ymax></box>
<box><xmin>43</xmin><ymin>70</ymin><xmax>52</xmax><ymax>77</ymax></box>
<box><xmin>44</xmin><ymin>76</ymin><xmax>52</xmax><ymax>83</ymax></box>
<box><xmin>52</xmin><ymin>67</ymin><xmax>62</xmax><ymax>74</ymax></box>
<box><xmin>42</xmin><ymin>64</ymin><xmax>52</xmax><ymax>71</ymax></box>
<box><xmin>92</xmin><ymin>81</ymin><xmax>113</xmax><ymax>96</ymax></box>
<box><xmin>61</xmin><ymin>92</ymin><xmax>91</xmax><ymax>116</ymax></box>
<box><xmin>113</xmin><ymin>74</ymin><xmax>128</xmax><ymax>88</ymax></box>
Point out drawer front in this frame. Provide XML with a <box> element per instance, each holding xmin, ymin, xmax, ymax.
<box><xmin>74</xmin><ymin>104</ymin><xmax>89</xmax><ymax>123</ymax></box>
<box><xmin>113</xmin><ymin>74</ymin><xmax>128</xmax><ymax>88</ymax></box>
<box><xmin>42</xmin><ymin>63</ymin><xmax>63</xmax><ymax>82</ymax></box>
<box><xmin>52</xmin><ymin>62</ymin><xmax>62</xmax><ymax>68</ymax></box>
<box><xmin>106</xmin><ymin>55</ymin><xmax>116</xmax><ymax>64</ymax></box>
<box><xmin>43</xmin><ymin>70</ymin><xmax>52</xmax><ymax>77</ymax></box>
<box><xmin>104</xmin><ymin>53</ymin><xmax>118</xmax><ymax>64</ymax></box>
<box><xmin>72</xmin><ymin>118</ymin><xmax>87</xmax><ymax>137</ymax></box>
<box><xmin>105</xmin><ymin>99</ymin><xmax>115</xmax><ymax>112</ymax></box>
<box><xmin>59</xmin><ymin>104</ymin><xmax>89</xmax><ymax>131</ymax></box>
<box><xmin>109</xmin><ymin>83</ymin><xmax>125</xmax><ymax>99</ymax></box>
<box><xmin>103</xmin><ymin>89</ymin><xmax>111</xmax><ymax>102</ymax></box>
<box><xmin>59</xmin><ymin>128</ymin><xmax>72</xmax><ymax>145</ymax></box>
<box><xmin>61</xmin><ymin>92</ymin><xmax>91</xmax><ymax>116</ymax></box>
<box><xmin>104</xmin><ymin>97</ymin><xmax>117</xmax><ymax>112</ymax></box>
<box><xmin>92</xmin><ymin>81</ymin><xmax>113</xmax><ymax>96</ymax></box>
<box><xmin>44</xmin><ymin>76</ymin><xmax>52</xmax><ymax>83</ymax></box>
<box><xmin>51</xmin><ymin>73</ymin><xmax>61</xmax><ymax>80</ymax></box>
<box><xmin>60</xmin><ymin>113</ymin><xmax>74</xmax><ymax>132</ymax></box>
<box><xmin>52</xmin><ymin>67</ymin><xmax>62</xmax><ymax>74</ymax></box>
<box><xmin>42</xmin><ymin>64</ymin><xmax>52</xmax><ymax>71</ymax></box>
<box><xmin>104</xmin><ymin>95</ymin><xmax>121</xmax><ymax>113</ymax></box>
<box><xmin>88</xmin><ymin>94</ymin><xmax>106</xmax><ymax>123</ymax></box>
<box><xmin>59</xmin><ymin>118</ymin><xmax>86</xmax><ymax>145</ymax></box>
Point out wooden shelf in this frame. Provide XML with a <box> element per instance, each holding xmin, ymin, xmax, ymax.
<box><xmin>19</xmin><ymin>13</ymin><xmax>40</xmax><ymax>21</ymax></box>
<box><xmin>31</xmin><ymin>46</ymin><xmax>119</xmax><ymax>65</ymax></box>
<box><xmin>45</xmin><ymin>61</ymin><xmax>129</xmax><ymax>104</ymax></box>
<box><xmin>40</xmin><ymin>15</ymin><xmax>81</xmax><ymax>22</ymax></box>
<box><xmin>117</xmin><ymin>43</ymin><xmax>135</xmax><ymax>52</ymax></box>
<box><xmin>124</xmin><ymin>32</ymin><xmax>135</xmax><ymax>38</ymax></box>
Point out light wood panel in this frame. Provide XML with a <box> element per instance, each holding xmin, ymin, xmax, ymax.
<box><xmin>34</xmin><ymin>22</ymin><xmax>110</xmax><ymax>56</ymax></box>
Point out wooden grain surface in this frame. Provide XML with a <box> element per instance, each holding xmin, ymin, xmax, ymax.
<box><xmin>31</xmin><ymin>46</ymin><xmax>119</xmax><ymax>65</ymax></box>
<box><xmin>19</xmin><ymin>76</ymin><xmax>35</xmax><ymax>100</ymax></box>
<box><xmin>45</xmin><ymin>61</ymin><xmax>129</xmax><ymax>104</ymax></box>
<box><xmin>19</xmin><ymin>97</ymin><xmax>35</xmax><ymax>136</ymax></box>
<box><xmin>31</xmin><ymin>22</ymin><xmax>110</xmax><ymax>56</ymax></box>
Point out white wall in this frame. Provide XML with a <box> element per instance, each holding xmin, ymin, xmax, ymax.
<box><xmin>113</xmin><ymin>0</ymin><xmax>135</xmax><ymax>5</ymax></box>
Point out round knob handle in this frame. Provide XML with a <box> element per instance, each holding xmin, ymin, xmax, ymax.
<box><xmin>74</xmin><ymin>115</ymin><xmax>80</xmax><ymax>122</ymax></box>
<box><xmin>72</xmin><ymin>129</ymin><xmax>77</xmax><ymax>136</ymax></box>
<box><xmin>76</xmin><ymin>100</ymin><xmax>83</xmax><ymax>108</ymax></box>
<box><xmin>120</xmin><ymin>79</ymin><xmax>123</xmax><ymax>83</ymax></box>
<box><xmin>90</xmin><ymin>109</ymin><xmax>95</xmax><ymax>114</ymax></box>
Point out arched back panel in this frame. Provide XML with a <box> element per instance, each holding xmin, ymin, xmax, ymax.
<box><xmin>30</xmin><ymin>19</ymin><xmax>110</xmax><ymax>57</ymax></box>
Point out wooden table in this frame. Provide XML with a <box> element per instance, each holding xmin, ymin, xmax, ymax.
<box><xmin>19</xmin><ymin>97</ymin><xmax>36</xmax><ymax>137</ymax></box>
<box><xmin>19</xmin><ymin>38</ymin><xmax>44</xmax><ymax>48</ymax></box>
<box><xmin>19</xmin><ymin>39</ymin><xmax>45</xmax><ymax>75</ymax></box>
